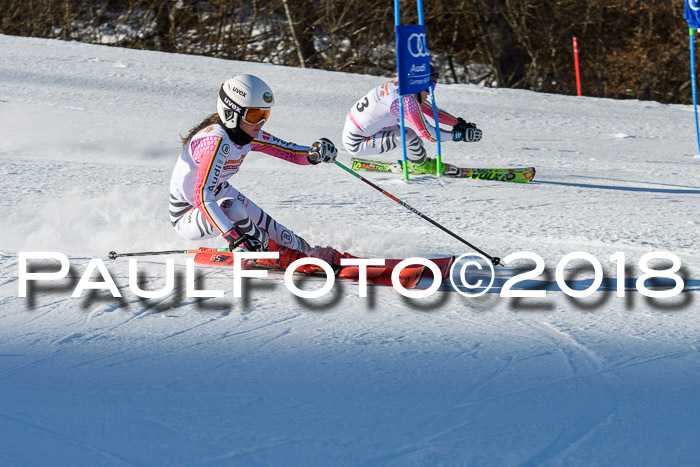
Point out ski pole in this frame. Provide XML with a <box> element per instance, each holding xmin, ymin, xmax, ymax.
<box><xmin>108</xmin><ymin>247</ymin><xmax>228</xmax><ymax>260</ymax></box>
<box><xmin>334</xmin><ymin>160</ymin><xmax>501</xmax><ymax>266</ymax></box>
<box><xmin>108</xmin><ymin>237</ymin><xmax>248</xmax><ymax>260</ymax></box>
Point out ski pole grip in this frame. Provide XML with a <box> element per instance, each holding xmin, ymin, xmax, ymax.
<box><xmin>227</xmin><ymin>235</ymin><xmax>247</xmax><ymax>250</ymax></box>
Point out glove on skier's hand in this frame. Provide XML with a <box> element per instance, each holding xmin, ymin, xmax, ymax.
<box><xmin>307</xmin><ymin>138</ymin><xmax>338</xmax><ymax>164</ymax></box>
<box><xmin>223</xmin><ymin>227</ymin><xmax>269</xmax><ymax>252</ymax></box>
<box><xmin>452</xmin><ymin>118</ymin><xmax>482</xmax><ymax>142</ymax></box>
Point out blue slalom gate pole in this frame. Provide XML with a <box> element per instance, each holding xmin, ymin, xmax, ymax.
<box><xmin>394</xmin><ymin>0</ymin><xmax>410</xmax><ymax>181</ymax></box>
<box><xmin>416</xmin><ymin>0</ymin><xmax>443</xmax><ymax>176</ymax></box>
<box><xmin>416</xmin><ymin>0</ymin><xmax>425</xmax><ymax>29</ymax></box>
<box><xmin>396</xmin><ymin>0</ymin><xmax>441</xmax><ymax>178</ymax></box>
<box><xmin>690</xmin><ymin>28</ymin><xmax>700</xmax><ymax>154</ymax></box>
<box><xmin>428</xmin><ymin>86</ymin><xmax>442</xmax><ymax>175</ymax></box>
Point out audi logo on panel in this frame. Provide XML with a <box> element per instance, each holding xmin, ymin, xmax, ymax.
<box><xmin>407</xmin><ymin>33</ymin><xmax>430</xmax><ymax>58</ymax></box>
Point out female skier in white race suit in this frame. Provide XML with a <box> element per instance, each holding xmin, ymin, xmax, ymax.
<box><xmin>169</xmin><ymin>74</ymin><xmax>341</xmax><ymax>265</ymax></box>
<box><xmin>342</xmin><ymin>66</ymin><xmax>483</xmax><ymax>174</ymax></box>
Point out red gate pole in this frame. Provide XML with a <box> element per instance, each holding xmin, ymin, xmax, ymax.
<box><xmin>573</xmin><ymin>37</ymin><xmax>582</xmax><ymax>96</ymax></box>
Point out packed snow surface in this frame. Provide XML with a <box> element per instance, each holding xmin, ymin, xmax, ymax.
<box><xmin>1</xmin><ymin>35</ymin><xmax>699</xmax><ymax>465</ymax></box>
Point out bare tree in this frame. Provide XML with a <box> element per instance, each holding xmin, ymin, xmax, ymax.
<box><xmin>0</xmin><ymin>0</ymin><xmax>693</xmax><ymax>104</ymax></box>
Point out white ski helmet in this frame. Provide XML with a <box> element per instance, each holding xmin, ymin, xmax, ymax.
<box><xmin>217</xmin><ymin>74</ymin><xmax>275</xmax><ymax>130</ymax></box>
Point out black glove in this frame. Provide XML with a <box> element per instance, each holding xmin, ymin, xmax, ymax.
<box><xmin>307</xmin><ymin>138</ymin><xmax>338</xmax><ymax>164</ymax></box>
<box><xmin>452</xmin><ymin>118</ymin><xmax>482</xmax><ymax>142</ymax></box>
<box><xmin>223</xmin><ymin>227</ymin><xmax>269</xmax><ymax>252</ymax></box>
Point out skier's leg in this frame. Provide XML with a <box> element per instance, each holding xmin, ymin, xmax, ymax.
<box><xmin>343</xmin><ymin>128</ymin><xmax>400</xmax><ymax>157</ymax></box>
<box><xmin>342</xmin><ymin>116</ymin><xmax>396</xmax><ymax>157</ymax></box>
<box><xmin>397</xmin><ymin>128</ymin><xmax>441</xmax><ymax>174</ymax></box>
<box><xmin>401</xmin><ymin>127</ymin><xmax>428</xmax><ymax>162</ymax></box>
<box><xmin>171</xmin><ymin>188</ymin><xmax>306</xmax><ymax>251</ymax></box>
<box><xmin>222</xmin><ymin>192</ymin><xmax>341</xmax><ymax>267</ymax></box>
<box><xmin>217</xmin><ymin>186</ymin><xmax>308</xmax><ymax>252</ymax></box>
<box><xmin>343</xmin><ymin>122</ymin><xmax>427</xmax><ymax>161</ymax></box>
<box><xmin>171</xmin><ymin>187</ymin><xmax>340</xmax><ymax>266</ymax></box>
<box><xmin>171</xmin><ymin>204</ymin><xmax>220</xmax><ymax>241</ymax></box>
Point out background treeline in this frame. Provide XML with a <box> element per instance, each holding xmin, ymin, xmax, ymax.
<box><xmin>0</xmin><ymin>0</ymin><xmax>692</xmax><ymax>103</ymax></box>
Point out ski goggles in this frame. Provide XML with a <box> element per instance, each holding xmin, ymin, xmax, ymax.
<box><xmin>241</xmin><ymin>107</ymin><xmax>271</xmax><ymax>125</ymax></box>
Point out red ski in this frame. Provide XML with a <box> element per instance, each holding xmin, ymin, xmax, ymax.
<box><xmin>192</xmin><ymin>248</ymin><xmax>454</xmax><ymax>289</ymax></box>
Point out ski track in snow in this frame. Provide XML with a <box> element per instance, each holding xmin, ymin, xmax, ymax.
<box><xmin>1</xmin><ymin>35</ymin><xmax>700</xmax><ymax>464</ymax></box>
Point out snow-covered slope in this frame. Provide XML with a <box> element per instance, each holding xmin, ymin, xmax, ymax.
<box><xmin>1</xmin><ymin>35</ymin><xmax>699</xmax><ymax>465</ymax></box>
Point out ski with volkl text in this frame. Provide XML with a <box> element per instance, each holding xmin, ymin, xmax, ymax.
<box><xmin>350</xmin><ymin>157</ymin><xmax>536</xmax><ymax>183</ymax></box>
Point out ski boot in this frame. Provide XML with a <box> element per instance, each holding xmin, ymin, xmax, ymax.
<box><xmin>405</xmin><ymin>157</ymin><xmax>459</xmax><ymax>176</ymax></box>
<box><xmin>270</xmin><ymin>241</ymin><xmax>342</xmax><ymax>275</ymax></box>
<box><xmin>305</xmin><ymin>246</ymin><xmax>342</xmax><ymax>273</ymax></box>
<box><xmin>407</xmin><ymin>157</ymin><xmax>438</xmax><ymax>174</ymax></box>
